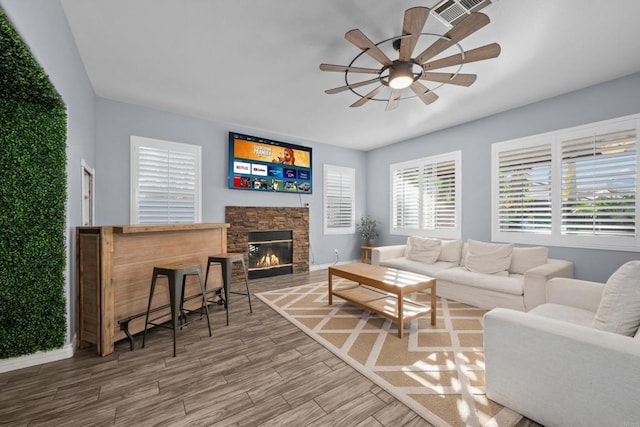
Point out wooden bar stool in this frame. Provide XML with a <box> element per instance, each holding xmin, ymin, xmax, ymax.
<box><xmin>204</xmin><ymin>253</ymin><xmax>252</xmax><ymax>326</ymax></box>
<box><xmin>142</xmin><ymin>262</ymin><xmax>212</xmax><ymax>357</ymax></box>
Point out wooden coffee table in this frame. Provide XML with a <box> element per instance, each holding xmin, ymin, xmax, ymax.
<box><xmin>328</xmin><ymin>263</ymin><xmax>436</xmax><ymax>338</ymax></box>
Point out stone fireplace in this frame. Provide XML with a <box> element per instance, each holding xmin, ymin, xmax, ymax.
<box><xmin>225</xmin><ymin>206</ymin><xmax>309</xmax><ymax>279</ymax></box>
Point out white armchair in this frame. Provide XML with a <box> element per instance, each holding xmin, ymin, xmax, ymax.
<box><xmin>484</xmin><ymin>275</ymin><xmax>640</xmax><ymax>426</ymax></box>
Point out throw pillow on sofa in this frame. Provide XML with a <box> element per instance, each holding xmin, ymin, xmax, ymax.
<box><xmin>438</xmin><ymin>239</ymin><xmax>463</xmax><ymax>263</ymax></box>
<box><xmin>464</xmin><ymin>240</ymin><xmax>513</xmax><ymax>275</ymax></box>
<box><xmin>592</xmin><ymin>261</ymin><xmax>640</xmax><ymax>337</ymax></box>
<box><xmin>509</xmin><ymin>246</ymin><xmax>548</xmax><ymax>274</ymax></box>
<box><xmin>406</xmin><ymin>236</ymin><xmax>442</xmax><ymax>263</ymax></box>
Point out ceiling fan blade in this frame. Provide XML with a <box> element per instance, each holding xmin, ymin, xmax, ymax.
<box><xmin>415</xmin><ymin>13</ymin><xmax>490</xmax><ymax>64</ymax></box>
<box><xmin>399</xmin><ymin>6</ymin><xmax>430</xmax><ymax>62</ymax></box>
<box><xmin>350</xmin><ymin>85</ymin><xmax>384</xmax><ymax>107</ymax></box>
<box><xmin>422</xmin><ymin>43</ymin><xmax>501</xmax><ymax>71</ymax></box>
<box><xmin>409</xmin><ymin>81</ymin><xmax>439</xmax><ymax>105</ymax></box>
<box><xmin>319</xmin><ymin>63</ymin><xmax>381</xmax><ymax>75</ymax></box>
<box><xmin>385</xmin><ymin>89</ymin><xmax>402</xmax><ymax>111</ymax></box>
<box><xmin>345</xmin><ymin>29</ymin><xmax>393</xmax><ymax>66</ymax></box>
<box><xmin>325</xmin><ymin>77</ymin><xmax>380</xmax><ymax>95</ymax></box>
<box><xmin>421</xmin><ymin>72</ymin><xmax>477</xmax><ymax>86</ymax></box>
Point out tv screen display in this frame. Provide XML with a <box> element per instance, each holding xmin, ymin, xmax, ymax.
<box><xmin>228</xmin><ymin>132</ymin><xmax>312</xmax><ymax>194</ymax></box>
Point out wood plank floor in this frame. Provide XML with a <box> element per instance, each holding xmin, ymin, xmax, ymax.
<box><xmin>0</xmin><ymin>269</ymin><xmax>540</xmax><ymax>426</ymax></box>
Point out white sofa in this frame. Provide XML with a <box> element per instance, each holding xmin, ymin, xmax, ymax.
<box><xmin>371</xmin><ymin>238</ymin><xmax>574</xmax><ymax>311</ymax></box>
<box><xmin>484</xmin><ymin>264</ymin><xmax>640</xmax><ymax>426</ymax></box>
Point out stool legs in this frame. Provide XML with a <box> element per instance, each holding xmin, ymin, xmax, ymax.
<box><xmin>142</xmin><ymin>265</ymin><xmax>211</xmax><ymax>357</ymax></box>
<box><xmin>204</xmin><ymin>255</ymin><xmax>253</xmax><ymax>326</ymax></box>
<box><xmin>195</xmin><ymin>268</ymin><xmax>212</xmax><ymax>338</ymax></box>
<box><xmin>168</xmin><ymin>270</ymin><xmax>181</xmax><ymax>357</ymax></box>
<box><xmin>204</xmin><ymin>259</ymin><xmax>228</xmax><ymax>325</ymax></box>
<box><xmin>238</xmin><ymin>257</ymin><xmax>253</xmax><ymax>313</ymax></box>
<box><xmin>219</xmin><ymin>260</ymin><xmax>231</xmax><ymax>326</ymax></box>
<box><xmin>142</xmin><ymin>269</ymin><xmax>160</xmax><ymax>351</ymax></box>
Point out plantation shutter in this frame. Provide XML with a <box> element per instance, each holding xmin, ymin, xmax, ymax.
<box><xmin>560</xmin><ymin>128</ymin><xmax>636</xmax><ymax>237</ymax></box>
<box><xmin>423</xmin><ymin>158</ymin><xmax>456</xmax><ymax>230</ymax></box>
<box><xmin>497</xmin><ymin>144</ymin><xmax>553</xmax><ymax>233</ymax></box>
<box><xmin>324</xmin><ymin>165</ymin><xmax>355</xmax><ymax>234</ymax></box>
<box><xmin>131</xmin><ymin>136</ymin><xmax>201</xmax><ymax>224</ymax></box>
<box><xmin>391</xmin><ymin>151</ymin><xmax>460</xmax><ymax>238</ymax></box>
<box><xmin>392</xmin><ymin>166</ymin><xmax>420</xmax><ymax>229</ymax></box>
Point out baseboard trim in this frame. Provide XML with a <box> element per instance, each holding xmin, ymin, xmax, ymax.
<box><xmin>0</xmin><ymin>341</ymin><xmax>75</xmax><ymax>374</ymax></box>
<box><xmin>309</xmin><ymin>260</ymin><xmax>358</xmax><ymax>271</ymax></box>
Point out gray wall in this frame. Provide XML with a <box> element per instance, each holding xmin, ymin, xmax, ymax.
<box><xmin>367</xmin><ymin>72</ymin><xmax>640</xmax><ymax>282</ymax></box>
<box><xmin>95</xmin><ymin>98</ymin><xmax>367</xmax><ymax>266</ymax></box>
<box><xmin>1</xmin><ymin>0</ymin><xmax>97</xmax><ymax>344</ymax></box>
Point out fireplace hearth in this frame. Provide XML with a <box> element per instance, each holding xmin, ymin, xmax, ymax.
<box><xmin>248</xmin><ymin>230</ymin><xmax>293</xmax><ymax>279</ymax></box>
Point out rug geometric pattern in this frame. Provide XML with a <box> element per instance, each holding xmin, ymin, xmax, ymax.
<box><xmin>256</xmin><ymin>280</ymin><xmax>522</xmax><ymax>427</ymax></box>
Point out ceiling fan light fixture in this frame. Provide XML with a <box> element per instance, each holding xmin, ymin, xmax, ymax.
<box><xmin>320</xmin><ymin>7</ymin><xmax>500</xmax><ymax>109</ymax></box>
<box><xmin>388</xmin><ymin>62</ymin><xmax>414</xmax><ymax>89</ymax></box>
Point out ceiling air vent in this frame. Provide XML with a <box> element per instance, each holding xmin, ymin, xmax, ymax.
<box><xmin>432</xmin><ymin>0</ymin><xmax>492</xmax><ymax>27</ymax></box>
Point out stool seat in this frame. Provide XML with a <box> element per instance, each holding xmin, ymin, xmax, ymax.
<box><xmin>204</xmin><ymin>253</ymin><xmax>252</xmax><ymax>325</ymax></box>
<box><xmin>153</xmin><ymin>262</ymin><xmax>203</xmax><ymax>274</ymax></box>
<box><xmin>142</xmin><ymin>262</ymin><xmax>212</xmax><ymax>357</ymax></box>
<box><xmin>208</xmin><ymin>253</ymin><xmax>244</xmax><ymax>262</ymax></box>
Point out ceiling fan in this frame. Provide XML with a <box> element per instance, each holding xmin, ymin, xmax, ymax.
<box><xmin>319</xmin><ymin>6</ymin><xmax>501</xmax><ymax>110</ymax></box>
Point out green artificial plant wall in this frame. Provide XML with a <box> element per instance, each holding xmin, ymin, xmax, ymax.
<box><xmin>0</xmin><ymin>8</ymin><xmax>67</xmax><ymax>358</ymax></box>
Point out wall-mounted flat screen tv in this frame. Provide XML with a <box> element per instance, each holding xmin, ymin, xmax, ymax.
<box><xmin>228</xmin><ymin>132</ymin><xmax>312</xmax><ymax>194</ymax></box>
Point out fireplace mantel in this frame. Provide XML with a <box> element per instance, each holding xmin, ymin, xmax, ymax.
<box><xmin>225</xmin><ymin>206</ymin><xmax>309</xmax><ymax>274</ymax></box>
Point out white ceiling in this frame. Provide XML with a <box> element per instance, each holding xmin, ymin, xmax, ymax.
<box><xmin>60</xmin><ymin>0</ymin><xmax>640</xmax><ymax>151</ymax></box>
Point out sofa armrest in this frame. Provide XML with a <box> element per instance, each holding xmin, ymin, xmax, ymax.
<box><xmin>546</xmin><ymin>277</ymin><xmax>605</xmax><ymax>312</ymax></box>
<box><xmin>523</xmin><ymin>259</ymin><xmax>574</xmax><ymax>311</ymax></box>
<box><xmin>371</xmin><ymin>245</ymin><xmax>406</xmax><ymax>266</ymax></box>
<box><xmin>484</xmin><ymin>308</ymin><xmax>640</xmax><ymax>427</ymax></box>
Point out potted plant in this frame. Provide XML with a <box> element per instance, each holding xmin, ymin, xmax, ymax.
<box><xmin>357</xmin><ymin>216</ymin><xmax>379</xmax><ymax>246</ymax></box>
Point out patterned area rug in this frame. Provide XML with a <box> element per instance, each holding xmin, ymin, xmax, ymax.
<box><xmin>255</xmin><ymin>280</ymin><xmax>522</xmax><ymax>427</ymax></box>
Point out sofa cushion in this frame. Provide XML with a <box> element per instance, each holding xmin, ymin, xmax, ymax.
<box><xmin>438</xmin><ymin>239</ymin><xmax>463</xmax><ymax>263</ymax></box>
<box><xmin>509</xmin><ymin>246</ymin><xmax>548</xmax><ymax>274</ymax></box>
<box><xmin>592</xmin><ymin>261</ymin><xmax>640</xmax><ymax>337</ymax></box>
<box><xmin>380</xmin><ymin>258</ymin><xmax>457</xmax><ymax>277</ymax></box>
<box><xmin>529</xmin><ymin>303</ymin><xmax>595</xmax><ymax>328</ymax></box>
<box><xmin>464</xmin><ymin>240</ymin><xmax>513</xmax><ymax>275</ymax></box>
<box><xmin>436</xmin><ymin>267</ymin><xmax>524</xmax><ymax>295</ymax></box>
<box><xmin>406</xmin><ymin>236</ymin><xmax>441</xmax><ymax>263</ymax></box>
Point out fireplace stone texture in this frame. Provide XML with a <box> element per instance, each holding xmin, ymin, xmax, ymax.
<box><xmin>225</xmin><ymin>206</ymin><xmax>309</xmax><ymax>276</ymax></box>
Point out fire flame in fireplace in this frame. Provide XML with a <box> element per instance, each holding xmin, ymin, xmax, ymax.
<box><xmin>257</xmin><ymin>253</ymin><xmax>280</xmax><ymax>267</ymax></box>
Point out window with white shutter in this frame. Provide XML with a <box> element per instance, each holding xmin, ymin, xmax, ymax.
<box><xmin>423</xmin><ymin>157</ymin><xmax>458</xmax><ymax>230</ymax></box>
<box><xmin>323</xmin><ymin>165</ymin><xmax>355</xmax><ymax>234</ymax></box>
<box><xmin>560</xmin><ymin>127</ymin><xmax>636</xmax><ymax>237</ymax></box>
<box><xmin>390</xmin><ymin>151</ymin><xmax>461</xmax><ymax>238</ymax></box>
<box><xmin>492</xmin><ymin>114</ymin><xmax>639</xmax><ymax>251</ymax></box>
<box><xmin>497</xmin><ymin>143</ymin><xmax>553</xmax><ymax>234</ymax></box>
<box><xmin>130</xmin><ymin>136</ymin><xmax>201</xmax><ymax>224</ymax></box>
<box><xmin>392</xmin><ymin>166</ymin><xmax>420</xmax><ymax>230</ymax></box>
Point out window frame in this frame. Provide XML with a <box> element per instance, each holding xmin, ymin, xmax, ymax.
<box><xmin>323</xmin><ymin>164</ymin><xmax>356</xmax><ymax>235</ymax></box>
<box><xmin>389</xmin><ymin>151</ymin><xmax>462</xmax><ymax>239</ymax></box>
<box><xmin>130</xmin><ymin>135</ymin><xmax>202</xmax><ymax>224</ymax></box>
<box><xmin>492</xmin><ymin>114</ymin><xmax>639</xmax><ymax>252</ymax></box>
<box><xmin>81</xmin><ymin>159</ymin><xmax>95</xmax><ymax>226</ymax></box>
